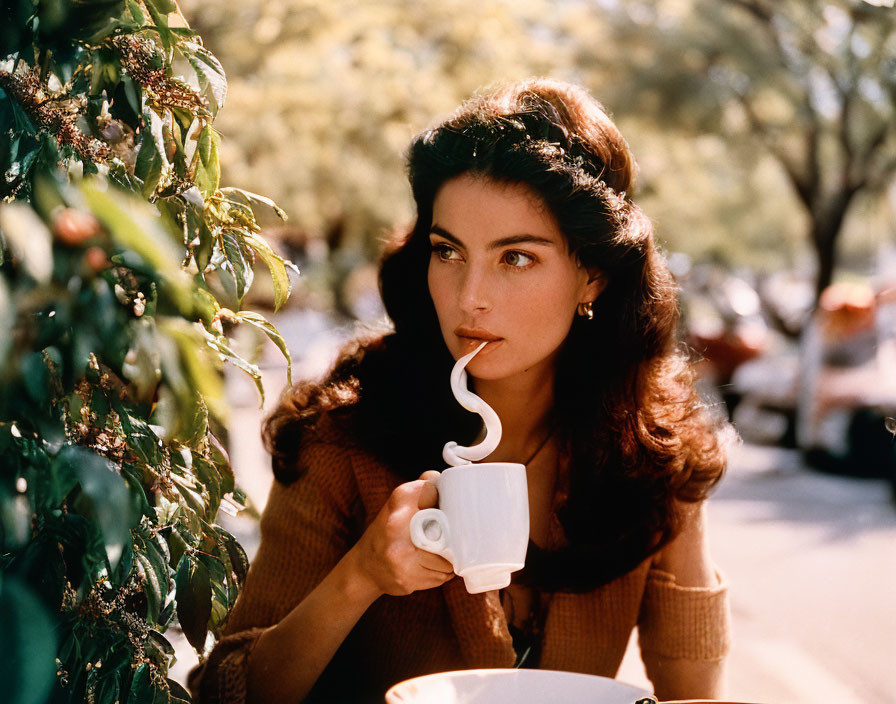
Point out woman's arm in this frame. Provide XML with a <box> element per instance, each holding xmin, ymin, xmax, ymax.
<box><xmin>640</xmin><ymin>502</ymin><xmax>728</xmax><ymax>701</ymax></box>
<box><xmin>246</xmin><ymin>474</ymin><xmax>452</xmax><ymax>704</ymax></box>
<box><xmin>652</xmin><ymin>502</ymin><xmax>717</xmax><ymax>588</ymax></box>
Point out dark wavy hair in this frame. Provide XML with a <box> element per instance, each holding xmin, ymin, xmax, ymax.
<box><xmin>263</xmin><ymin>78</ymin><xmax>728</xmax><ymax>591</ymax></box>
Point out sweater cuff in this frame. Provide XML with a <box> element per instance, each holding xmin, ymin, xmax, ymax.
<box><xmin>638</xmin><ymin>567</ymin><xmax>732</xmax><ymax>661</ymax></box>
<box><xmin>188</xmin><ymin>627</ymin><xmax>267</xmax><ymax>704</ymax></box>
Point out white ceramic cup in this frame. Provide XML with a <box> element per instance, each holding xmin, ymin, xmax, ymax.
<box><xmin>409</xmin><ymin>462</ymin><xmax>529</xmax><ymax>593</ymax></box>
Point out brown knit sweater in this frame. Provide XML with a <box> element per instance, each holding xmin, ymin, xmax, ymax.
<box><xmin>189</xmin><ymin>417</ymin><xmax>731</xmax><ymax>703</ymax></box>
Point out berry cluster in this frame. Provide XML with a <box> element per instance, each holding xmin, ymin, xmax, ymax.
<box><xmin>0</xmin><ymin>65</ymin><xmax>111</xmax><ymax>164</ymax></box>
<box><xmin>112</xmin><ymin>34</ymin><xmax>208</xmax><ymax>116</ymax></box>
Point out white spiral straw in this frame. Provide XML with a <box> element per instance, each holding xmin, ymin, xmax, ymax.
<box><xmin>442</xmin><ymin>341</ymin><xmax>503</xmax><ymax>466</ymax></box>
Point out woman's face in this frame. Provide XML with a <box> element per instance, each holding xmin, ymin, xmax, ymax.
<box><xmin>427</xmin><ymin>173</ymin><xmax>603</xmax><ymax>382</ymax></box>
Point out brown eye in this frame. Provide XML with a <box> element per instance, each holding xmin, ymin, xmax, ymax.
<box><xmin>431</xmin><ymin>243</ymin><xmax>460</xmax><ymax>261</ymax></box>
<box><xmin>503</xmin><ymin>251</ymin><xmax>534</xmax><ymax>268</ymax></box>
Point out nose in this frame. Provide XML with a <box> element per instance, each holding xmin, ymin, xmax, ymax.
<box><xmin>457</xmin><ymin>263</ymin><xmax>492</xmax><ymax>314</ymax></box>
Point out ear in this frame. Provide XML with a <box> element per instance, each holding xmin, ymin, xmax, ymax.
<box><xmin>583</xmin><ymin>267</ymin><xmax>608</xmax><ymax>303</ymax></box>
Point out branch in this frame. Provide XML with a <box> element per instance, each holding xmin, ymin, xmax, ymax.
<box><xmin>721</xmin><ymin>0</ymin><xmax>801</xmax><ymax>81</ymax></box>
<box><xmin>850</xmin><ymin>123</ymin><xmax>894</xmax><ymax>192</ymax></box>
<box><xmin>723</xmin><ymin>0</ymin><xmax>847</xmax><ymax>220</ymax></box>
<box><xmin>838</xmin><ymin>81</ymin><xmax>859</xmax><ymax>190</ymax></box>
<box><xmin>861</xmin><ymin>149</ymin><xmax>896</xmax><ymax>194</ymax></box>
<box><xmin>720</xmin><ymin>0</ymin><xmax>773</xmax><ymax>23</ymax></box>
<box><xmin>735</xmin><ymin>90</ymin><xmax>815</xmax><ymax>210</ymax></box>
<box><xmin>721</xmin><ymin>0</ymin><xmax>823</xmax><ymax>173</ymax></box>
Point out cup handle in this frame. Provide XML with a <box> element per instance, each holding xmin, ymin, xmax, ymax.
<box><xmin>409</xmin><ymin>508</ymin><xmax>454</xmax><ymax>564</ymax></box>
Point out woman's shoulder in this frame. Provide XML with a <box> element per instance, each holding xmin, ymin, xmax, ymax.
<box><xmin>283</xmin><ymin>410</ymin><xmax>397</xmax><ymax>486</ymax></box>
<box><xmin>301</xmin><ymin>410</ymin><xmax>362</xmax><ymax>449</ymax></box>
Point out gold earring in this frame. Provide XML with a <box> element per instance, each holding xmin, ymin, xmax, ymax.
<box><xmin>577</xmin><ymin>301</ymin><xmax>594</xmax><ymax>320</ymax></box>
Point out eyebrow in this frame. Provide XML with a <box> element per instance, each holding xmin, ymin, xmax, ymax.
<box><xmin>429</xmin><ymin>224</ymin><xmax>556</xmax><ymax>250</ymax></box>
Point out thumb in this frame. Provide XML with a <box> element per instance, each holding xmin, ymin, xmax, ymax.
<box><xmin>417</xmin><ymin>470</ymin><xmax>440</xmax><ymax>509</ymax></box>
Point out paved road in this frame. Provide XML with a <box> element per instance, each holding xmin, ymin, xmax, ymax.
<box><xmin>619</xmin><ymin>442</ymin><xmax>896</xmax><ymax>703</ymax></box>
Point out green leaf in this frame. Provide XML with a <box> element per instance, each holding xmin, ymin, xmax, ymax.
<box><xmin>158</xmin><ymin>317</ymin><xmax>226</xmax><ymax>423</ymax></box>
<box><xmin>81</xmin><ymin>180</ymin><xmax>193</xmax><ymax>314</ymax></box>
<box><xmin>135</xmin><ymin>551</ymin><xmax>162</xmax><ymax>623</ymax></box>
<box><xmin>147</xmin><ymin>0</ymin><xmax>177</xmax><ymax>15</ymax></box>
<box><xmin>129</xmin><ymin>663</ymin><xmax>152</xmax><ymax>704</ymax></box>
<box><xmin>168</xmin><ymin>27</ymin><xmax>199</xmax><ymax>38</ymax></box>
<box><xmin>180</xmin><ymin>394</ymin><xmax>209</xmax><ymax>449</ymax></box>
<box><xmin>148</xmin><ymin>629</ymin><xmax>175</xmax><ymax>663</ymax></box>
<box><xmin>158</xmin><ymin>596</ymin><xmax>176</xmax><ymax>630</ymax></box>
<box><xmin>192</xmin><ymin>285</ymin><xmax>221</xmax><ymax>325</ymax></box>
<box><xmin>182</xmin><ymin>42</ymin><xmax>227</xmax><ymax>116</ymax></box>
<box><xmin>22</xmin><ymin>435</ymin><xmax>72</xmax><ymax>512</ymax></box>
<box><xmin>167</xmin><ymin>677</ymin><xmax>192</xmax><ymax>703</ymax></box>
<box><xmin>193</xmin><ymin>125</ymin><xmax>220</xmax><ymax>196</ymax></box>
<box><xmin>219</xmin><ymin>230</ymin><xmax>254</xmax><ymax>303</ymax></box>
<box><xmin>166</xmin><ymin>528</ymin><xmax>189</xmax><ymax>570</ymax></box>
<box><xmin>21</xmin><ymin>351</ymin><xmax>53</xmax><ymax>408</ymax></box>
<box><xmin>0</xmin><ymin>577</ymin><xmax>57</xmax><ymax>704</ymax></box>
<box><xmin>121</xmin><ymin>323</ymin><xmax>163</xmax><ymax>404</ymax></box>
<box><xmin>215</xmin><ymin>526</ymin><xmax>249</xmax><ymax>588</ymax></box>
<box><xmin>135</xmin><ymin>125</ymin><xmax>163</xmax><ymax>197</ymax></box>
<box><xmin>192</xmin><ymin>454</ymin><xmax>221</xmax><ymax>518</ymax></box>
<box><xmin>175</xmin><ymin>554</ymin><xmax>212</xmax><ymax>651</ymax></box>
<box><xmin>109</xmin><ymin>535</ymin><xmax>135</xmax><ymax>589</ymax></box>
<box><xmin>142</xmin><ymin>534</ymin><xmax>172</xmax><ymax>623</ymax></box>
<box><xmin>243</xmin><ymin>232</ymin><xmax>291</xmax><ymax>311</ymax></box>
<box><xmin>88</xmin><ymin>665</ymin><xmax>122</xmax><ymax>704</ymax></box>
<box><xmin>116</xmin><ymin>407</ymin><xmax>164</xmax><ymax>467</ymax></box>
<box><xmin>122</xmin><ymin>75</ymin><xmax>142</xmax><ymax>118</ymax></box>
<box><xmin>165</xmin><ymin>119</ymin><xmax>188</xmax><ymax>181</ymax></box>
<box><xmin>141</xmin><ymin>149</ymin><xmax>164</xmax><ymax>201</ymax></box>
<box><xmin>197</xmin><ymin>325</ymin><xmax>264</xmax><ymax>406</ymax></box>
<box><xmin>237</xmin><ymin>310</ymin><xmax>293</xmax><ymax>385</ymax></box>
<box><xmin>126</xmin><ymin>0</ymin><xmax>146</xmax><ymax>24</ymax></box>
<box><xmin>143</xmin><ymin>0</ymin><xmax>173</xmax><ymax>51</ymax></box>
<box><xmin>58</xmin><ymin>445</ymin><xmax>139</xmax><ymax>572</ymax></box>
<box><xmin>220</xmin><ymin>187</ymin><xmax>287</xmax><ymax>220</ymax></box>
<box><xmin>171</xmin><ymin>475</ymin><xmax>206</xmax><ymax>518</ymax></box>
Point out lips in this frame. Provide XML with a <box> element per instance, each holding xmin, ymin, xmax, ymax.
<box><xmin>454</xmin><ymin>326</ymin><xmax>503</xmax><ymax>343</ymax></box>
<box><xmin>454</xmin><ymin>328</ymin><xmax>504</xmax><ymax>356</ymax></box>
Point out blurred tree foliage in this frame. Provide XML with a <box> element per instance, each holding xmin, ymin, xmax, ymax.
<box><xmin>180</xmin><ymin>0</ymin><xmax>576</xmax><ymax>252</ymax></box>
<box><xmin>181</xmin><ymin>0</ymin><xmax>892</xmax><ymax>289</ymax></box>
<box><xmin>595</xmin><ymin>0</ymin><xmax>896</xmax><ymax>299</ymax></box>
<box><xmin>0</xmin><ymin>1</ymin><xmax>294</xmax><ymax>702</ymax></box>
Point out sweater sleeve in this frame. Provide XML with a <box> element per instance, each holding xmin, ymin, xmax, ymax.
<box><xmin>637</xmin><ymin>567</ymin><xmax>732</xmax><ymax>662</ymax></box>
<box><xmin>188</xmin><ymin>437</ymin><xmax>361</xmax><ymax>704</ymax></box>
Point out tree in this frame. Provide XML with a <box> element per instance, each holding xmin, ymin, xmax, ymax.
<box><xmin>593</xmin><ymin>0</ymin><xmax>896</xmax><ymax>301</ymax></box>
<box><xmin>175</xmin><ymin>0</ymin><xmax>857</xmax><ymax>288</ymax></box>
<box><xmin>0</xmin><ymin>1</ymin><xmax>294</xmax><ymax>702</ymax></box>
<box><xmin>177</xmin><ymin>0</ymin><xmax>582</xmax><ymax>246</ymax></box>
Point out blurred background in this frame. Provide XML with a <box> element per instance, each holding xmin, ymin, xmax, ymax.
<box><xmin>165</xmin><ymin>1</ymin><xmax>895</xmax><ymax>701</ymax></box>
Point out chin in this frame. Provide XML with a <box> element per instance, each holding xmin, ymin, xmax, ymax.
<box><xmin>465</xmin><ymin>356</ymin><xmax>529</xmax><ymax>383</ymax></box>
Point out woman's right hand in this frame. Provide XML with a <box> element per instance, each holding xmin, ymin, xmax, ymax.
<box><xmin>245</xmin><ymin>471</ymin><xmax>454</xmax><ymax>704</ymax></box>
<box><xmin>347</xmin><ymin>470</ymin><xmax>455</xmax><ymax>597</ymax></box>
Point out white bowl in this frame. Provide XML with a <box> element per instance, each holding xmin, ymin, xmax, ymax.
<box><xmin>385</xmin><ymin>668</ymin><xmax>653</xmax><ymax>704</ymax></box>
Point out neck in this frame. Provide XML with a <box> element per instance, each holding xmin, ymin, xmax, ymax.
<box><xmin>471</xmin><ymin>367</ymin><xmax>555</xmax><ymax>463</ymax></box>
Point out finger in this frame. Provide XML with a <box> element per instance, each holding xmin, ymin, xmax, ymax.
<box><xmin>423</xmin><ymin>570</ymin><xmax>456</xmax><ymax>587</ymax></box>
<box><xmin>419</xmin><ymin>566</ymin><xmax>456</xmax><ymax>587</ymax></box>
<box><xmin>415</xmin><ymin>548</ymin><xmax>454</xmax><ymax>574</ymax></box>
<box><xmin>417</xmin><ymin>471</ymin><xmax>440</xmax><ymax>509</ymax></box>
<box><xmin>390</xmin><ymin>479</ymin><xmax>426</xmax><ymax>511</ymax></box>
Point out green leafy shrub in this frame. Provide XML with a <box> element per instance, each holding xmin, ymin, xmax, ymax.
<box><xmin>0</xmin><ymin>1</ymin><xmax>295</xmax><ymax>702</ymax></box>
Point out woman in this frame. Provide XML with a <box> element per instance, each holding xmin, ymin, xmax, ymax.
<box><xmin>189</xmin><ymin>78</ymin><xmax>731</xmax><ymax>704</ymax></box>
